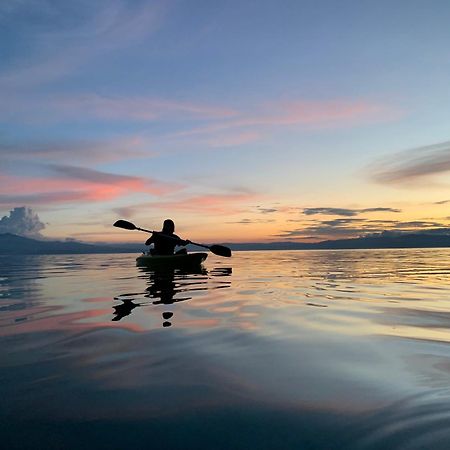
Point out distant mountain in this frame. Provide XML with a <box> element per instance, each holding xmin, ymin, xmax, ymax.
<box><xmin>225</xmin><ymin>233</ymin><xmax>450</xmax><ymax>251</ymax></box>
<box><xmin>1</xmin><ymin>232</ymin><xmax>450</xmax><ymax>255</ymax></box>
<box><xmin>0</xmin><ymin>233</ymin><xmax>143</xmax><ymax>255</ymax></box>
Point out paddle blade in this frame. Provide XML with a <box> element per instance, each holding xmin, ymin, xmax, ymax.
<box><xmin>209</xmin><ymin>244</ymin><xmax>232</xmax><ymax>257</ymax></box>
<box><xmin>113</xmin><ymin>220</ymin><xmax>137</xmax><ymax>230</ymax></box>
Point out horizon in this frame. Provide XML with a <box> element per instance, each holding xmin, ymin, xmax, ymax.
<box><xmin>1</xmin><ymin>1</ymin><xmax>450</xmax><ymax>243</ymax></box>
<box><xmin>3</xmin><ymin>228</ymin><xmax>450</xmax><ymax>249</ymax></box>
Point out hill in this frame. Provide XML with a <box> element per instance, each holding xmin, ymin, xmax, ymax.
<box><xmin>225</xmin><ymin>233</ymin><xmax>450</xmax><ymax>251</ymax></box>
<box><xmin>0</xmin><ymin>233</ymin><xmax>142</xmax><ymax>255</ymax></box>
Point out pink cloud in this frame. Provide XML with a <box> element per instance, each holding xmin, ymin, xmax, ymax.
<box><xmin>0</xmin><ymin>167</ymin><xmax>184</xmax><ymax>207</ymax></box>
<box><xmin>175</xmin><ymin>99</ymin><xmax>401</xmax><ymax>138</ymax></box>
<box><xmin>120</xmin><ymin>192</ymin><xmax>260</xmax><ymax>216</ymax></box>
<box><xmin>263</xmin><ymin>100</ymin><xmax>388</xmax><ymax>126</ymax></box>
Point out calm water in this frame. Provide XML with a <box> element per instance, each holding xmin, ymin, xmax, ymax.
<box><xmin>2</xmin><ymin>249</ymin><xmax>450</xmax><ymax>449</ymax></box>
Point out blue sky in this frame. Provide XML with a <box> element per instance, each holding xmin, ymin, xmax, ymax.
<box><xmin>1</xmin><ymin>0</ymin><xmax>450</xmax><ymax>242</ymax></box>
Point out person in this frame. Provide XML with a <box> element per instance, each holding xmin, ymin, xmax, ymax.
<box><xmin>145</xmin><ymin>219</ymin><xmax>190</xmax><ymax>255</ymax></box>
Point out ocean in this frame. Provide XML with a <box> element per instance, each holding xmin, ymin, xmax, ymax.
<box><xmin>1</xmin><ymin>249</ymin><xmax>450</xmax><ymax>449</ymax></box>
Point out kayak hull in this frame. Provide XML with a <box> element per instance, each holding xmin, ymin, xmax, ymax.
<box><xmin>136</xmin><ymin>252</ymin><xmax>208</xmax><ymax>268</ymax></box>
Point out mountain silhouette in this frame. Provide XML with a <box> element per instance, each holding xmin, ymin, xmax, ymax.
<box><xmin>0</xmin><ymin>233</ymin><xmax>142</xmax><ymax>255</ymax></box>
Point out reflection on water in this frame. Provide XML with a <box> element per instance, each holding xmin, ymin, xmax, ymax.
<box><xmin>2</xmin><ymin>249</ymin><xmax>450</xmax><ymax>449</ymax></box>
<box><xmin>113</xmin><ymin>266</ymin><xmax>231</xmax><ymax>326</ymax></box>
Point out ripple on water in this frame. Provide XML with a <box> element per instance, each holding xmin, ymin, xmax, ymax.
<box><xmin>355</xmin><ymin>389</ymin><xmax>450</xmax><ymax>450</ymax></box>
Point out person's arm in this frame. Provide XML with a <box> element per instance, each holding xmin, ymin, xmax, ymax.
<box><xmin>145</xmin><ymin>234</ymin><xmax>155</xmax><ymax>246</ymax></box>
<box><xmin>174</xmin><ymin>234</ymin><xmax>190</xmax><ymax>247</ymax></box>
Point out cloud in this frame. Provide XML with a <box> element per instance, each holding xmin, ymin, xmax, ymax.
<box><xmin>391</xmin><ymin>220</ymin><xmax>445</xmax><ymax>228</ymax></box>
<box><xmin>112</xmin><ymin>206</ymin><xmax>138</xmax><ymax>219</ymax></box>
<box><xmin>256</xmin><ymin>207</ymin><xmax>278</xmax><ymax>214</ymax></box>
<box><xmin>320</xmin><ymin>218</ymin><xmax>365</xmax><ymax>226</ymax></box>
<box><xmin>0</xmin><ymin>206</ymin><xmax>45</xmax><ymax>238</ymax></box>
<box><xmin>362</xmin><ymin>207</ymin><xmax>402</xmax><ymax>214</ymax></box>
<box><xmin>106</xmin><ymin>98</ymin><xmax>397</xmax><ymax>153</ymax></box>
<box><xmin>49</xmin><ymin>164</ymin><xmax>155</xmax><ymax>188</ymax></box>
<box><xmin>226</xmin><ymin>218</ymin><xmax>276</xmax><ymax>225</ymax></box>
<box><xmin>148</xmin><ymin>192</ymin><xmax>258</xmax><ymax>215</ymax></box>
<box><xmin>303</xmin><ymin>208</ymin><xmax>359</xmax><ymax>217</ymax></box>
<box><xmin>434</xmin><ymin>199</ymin><xmax>450</xmax><ymax>205</ymax></box>
<box><xmin>0</xmin><ymin>191</ymin><xmax>104</xmax><ymax>205</ymax></box>
<box><xmin>370</xmin><ymin>141</ymin><xmax>450</xmax><ymax>185</ymax></box>
<box><xmin>53</xmin><ymin>94</ymin><xmax>237</xmax><ymax>122</ymax></box>
<box><xmin>1</xmin><ymin>93</ymin><xmax>238</xmax><ymax>125</ymax></box>
<box><xmin>176</xmin><ymin>99</ymin><xmax>397</xmax><ymax>139</ymax></box>
<box><xmin>205</xmin><ymin>131</ymin><xmax>261</xmax><ymax>147</ymax></box>
<box><xmin>1</xmin><ymin>95</ymin><xmax>389</xmax><ymax>146</ymax></box>
<box><xmin>0</xmin><ymin>165</ymin><xmax>183</xmax><ymax>207</ymax></box>
<box><xmin>275</xmin><ymin>217</ymin><xmax>450</xmax><ymax>241</ymax></box>
<box><xmin>110</xmin><ymin>191</ymin><xmax>259</xmax><ymax>218</ymax></box>
<box><xmin>0</xmin><ymin>136</ymin><xmax>150</xmax><ymax>164</ymax></box>
<box><xmin>303</xmin><ymin>207</ymin><xmax>401</xmax><ymax>216</ymax></box>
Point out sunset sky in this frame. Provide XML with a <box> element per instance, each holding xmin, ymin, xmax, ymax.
<box><xmin>1</xmin><ymin>0</ymin><xmax>450</xmax><ymax>243</ymax></box>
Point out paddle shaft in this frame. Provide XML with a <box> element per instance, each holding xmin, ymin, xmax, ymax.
<box><xmin>137</xmin><ymin>227</ymin><xmax>212</xmax><ymax>250</ymax></box>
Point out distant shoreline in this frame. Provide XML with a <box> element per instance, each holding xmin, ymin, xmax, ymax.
<box><xmin>2</xmin><ymin>232</ymin><xmax>450</xmax><ymax>255</ymax></box>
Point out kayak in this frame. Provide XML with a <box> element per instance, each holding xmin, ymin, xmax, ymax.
<box><xmin>136</xmin><ymin>252</ymin><xmax>208</xmax><ymax>268</ymax></box>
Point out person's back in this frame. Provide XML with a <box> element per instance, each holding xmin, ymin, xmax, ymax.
<box><xmin>145</xmin><ymin>219</ymin><xmax>188</xmax><ymax>255</ymax></box>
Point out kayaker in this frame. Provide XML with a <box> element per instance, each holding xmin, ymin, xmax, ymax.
<box><xmin>145</xmin><ymin>219</ymin><xmax>190</xmax><ymax>255</ymax></box>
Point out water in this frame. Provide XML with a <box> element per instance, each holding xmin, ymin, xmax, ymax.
<box><xmin>1</xmin><ymin>249</ymin><xmax>450</xmax><ymax>449</ymax></box>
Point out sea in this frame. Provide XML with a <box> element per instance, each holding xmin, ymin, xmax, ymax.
<box><xmin>1</xmin><ymin>249</ymin><xmax>450</xmax><ymax>450</ymax></box>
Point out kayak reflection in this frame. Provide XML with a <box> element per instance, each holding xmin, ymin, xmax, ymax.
<box><xmin>113</xmin><ymin>265</ymin><xmax>232</xmax><ymax>327</ymax></box>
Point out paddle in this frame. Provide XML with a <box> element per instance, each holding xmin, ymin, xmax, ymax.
<box><xmin>113</xmin><ymin>220</ymin><xmax>232</xmax><ymax>257</ymax></box>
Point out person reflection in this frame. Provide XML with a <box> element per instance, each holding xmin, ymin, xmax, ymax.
<box><xmin>113</xmin><ymin>265</ymin><xmax>231</xmax><ymax>327</ymax></box>
<box><xmin>209</xmin><ymin>267</ymin><xmax>233</xmax><ymax>277</ymax></box>
<box><xmin>162</xmin><ymin>311</ymin><xmax>173</xmax><ymax>327</ymax></box>
<box><xmin>146</xmin><ymin>267</ymin><xmax>199</xmax><ymax>327</ymax></box>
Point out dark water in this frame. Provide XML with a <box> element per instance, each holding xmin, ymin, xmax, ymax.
<box><xmin>1</xmin><ymin>249</ymin><xmax>450</xmax><ymax>449</ymax></box>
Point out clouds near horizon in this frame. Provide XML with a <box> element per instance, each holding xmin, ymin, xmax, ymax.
<box><xmin>0</xmin><ymin>206</ymin><xmax>45</xmax><ymax>238</ymax></box>
<box><xmin>277</xmin><ymin>217</ymin><xmax>450</xmax><ymax>241</ymax></box>
<box><xmin>303</xmin><ymin>207</ymin><xmax>401</xmax><ymax>217</ymax></box>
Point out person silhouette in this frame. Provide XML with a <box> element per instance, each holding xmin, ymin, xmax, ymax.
<box><xmin>145</xmin><ymin>219</ymin><xmax>190</xmax><ymax>255</ymax></box>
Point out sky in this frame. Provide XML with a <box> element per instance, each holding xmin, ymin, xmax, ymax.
<box><xmin>1</xmin><ymin>0</ymin><xmax>450</xmax><ymax>243</ymax></box>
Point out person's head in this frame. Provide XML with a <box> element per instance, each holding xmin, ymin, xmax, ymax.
<box><xmin>162</xmin><ymin>219</ymin><xmax>175</xmax><ymax>234</ymax></box>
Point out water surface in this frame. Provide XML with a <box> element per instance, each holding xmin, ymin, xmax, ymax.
<box><xmin>1</xmin><ymin>249</ymin><xmax>450</xmax><ymax>449</ymax></box>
